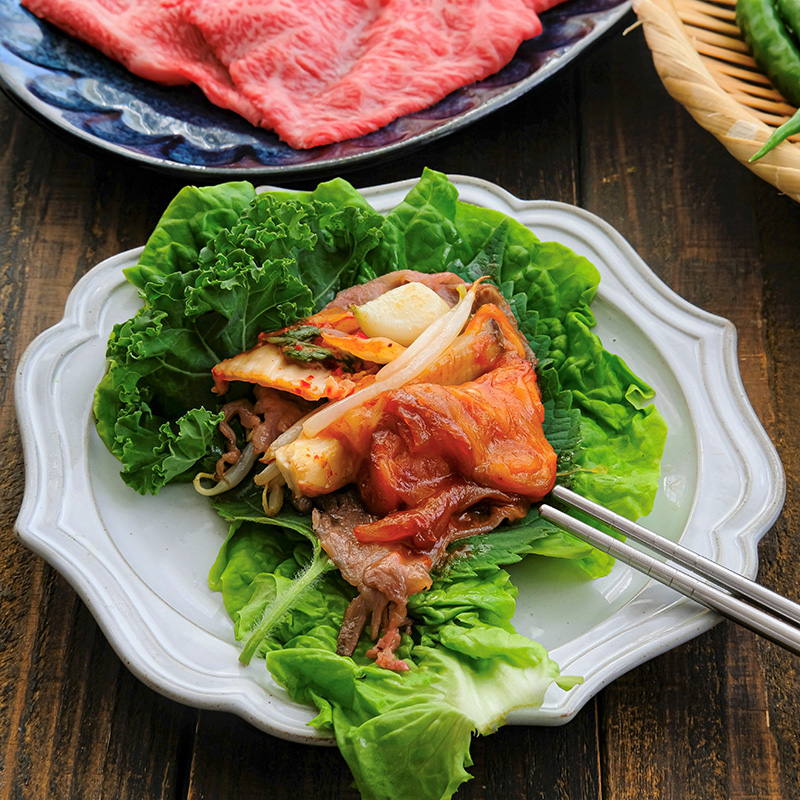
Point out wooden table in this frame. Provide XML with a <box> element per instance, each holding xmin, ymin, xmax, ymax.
<box><xmin>2</xmin><ymin>10</ymin><xmax>800</xmax><ymax>799</ymax></box>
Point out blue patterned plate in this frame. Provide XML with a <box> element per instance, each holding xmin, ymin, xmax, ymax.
<box><xmin>0</xmin><ymin>0</ymin><xmax>630</xmax><ymax>177</ymax></box>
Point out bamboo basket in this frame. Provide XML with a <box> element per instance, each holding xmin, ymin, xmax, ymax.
<box><xmin>633</xmin><ymin>0</ymin><xmax>800</xmax><ymax>201</ymax></box>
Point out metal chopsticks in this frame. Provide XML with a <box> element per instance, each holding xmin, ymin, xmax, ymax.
<box><xmin>539</xmin><ymin>484</ymin><xmax>800</xmax><ymax>656</ymax></box>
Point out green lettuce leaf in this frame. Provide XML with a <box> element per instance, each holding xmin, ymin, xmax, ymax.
<box><xmin>95</xmin><ymin>169</ymin><xmax>667</xmax><ymax>800</ymax></box>
<box><xmin>210</xmin><ymin>504</ymin><xmax>582</xmax><ymax>800</ymax></box>
<box><xmin>94</xmin><ymin>181</ymin><xmax>385</xmax><ymax>493</ymax></box>
<box><xmin>262</xmin><ymin>561</ymin><xmax>579</xmax><ymax>800</ymax></box>
<box><xmin>124</xmin><ymin>182</ymin><xmax>257</xmax><ymax>291</ymax></box>
<box><xmin>268</xmin><ymin>628</ymin><xmax>563</xmax><ymax>800</ymax></box>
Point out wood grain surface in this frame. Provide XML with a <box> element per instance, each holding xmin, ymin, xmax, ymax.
<box><xmin>2</xmin><ymin>12</ymin><xmax>800</xmax><ymax>800</ymax></box>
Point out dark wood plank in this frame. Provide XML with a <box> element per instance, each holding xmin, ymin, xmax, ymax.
<box><xmin>462</xmin><ymin>713</ymin><xmax>603</xmax><ymax>800</ymax></box>
<box><xmin>0</xmin><ymin>98</ymin><xmax>196</xmax><ymax>800</ymax></box>
<box><xmin>187</xmin><ymin>713</ymin><xmax>360</xmax><ymax>800</ymax></box>
<box><xmin>757</xmin><ymin>186</ymin><xmax>800</xmax><ymax>800</ymax></box>
<box><xmin>185</xmin><ymin>704</ymin><xmax>603</xmax><ymax>800</ymax></box>
<box><xmin>579</xmin><ymin>20</ymin><xmax>800</xmax><ymax>800</ymax></box>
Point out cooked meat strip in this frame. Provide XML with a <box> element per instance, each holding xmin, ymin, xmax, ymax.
<box><xmin>312</xmin><ymin>492</ymin><xmax>433</xmax><ymax>671</ymax></box>
<box><xmin>474</xmin><ymin>283</ymin><xmax>538</xmax><ymax>367</ymax></box>
<box><xmin>250</xmin><ymin>386</ymin><xmax>313</xmax><ymax>452</ymax></box>
<box><xmin>353</xmin><ymin>479</ymin><xmax>530</xmax><ymax>555</ymax></box>
<box><xmin>326</xmin><ymin>270</ymin><xmax>466</xmax><ymax>309</ymax></box>
<box><xmin>214</xmin><ymin>386</ymin><xmax>310</xmax><ymax>480</ymax></box>
<box><xmin>215</xmin><ymin>399</ymin><xmax>261</xmax><ymax>480</ymax></box>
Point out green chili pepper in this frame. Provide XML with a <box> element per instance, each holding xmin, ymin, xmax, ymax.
<box><xmin>776</xmin><ymin>0</ymin><xmax>800</xmax><ymax>42</ymax></box>
<box><xmin>750</xmin><ymin>106</ymin><xmax>800</xmax><ymax>159</ymax></box>
<box><xmin>736</xmin><ymin>0</ymin><xmax>800</xmax><ymax>106</ymax></box>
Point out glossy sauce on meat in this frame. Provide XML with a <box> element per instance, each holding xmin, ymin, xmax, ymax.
<box><xmin>328</xmin><ymin>350</ymin><xmax>556</xmax><ymax>554</ymax></box>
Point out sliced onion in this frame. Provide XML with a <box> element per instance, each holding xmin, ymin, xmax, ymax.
<box><xmin>365</xmin><ymin>284</ymin><xmax>467</xmax><ymax>382</ymax></box>
<box><xmin>192</xmin><ymin>442</ymin><xmax>258</xmax><ymax>496</ymax></box>
<box><xmin>301</xmin><ymin>283</ymin><xmax>476</xmax><ymax>439</ymax></box>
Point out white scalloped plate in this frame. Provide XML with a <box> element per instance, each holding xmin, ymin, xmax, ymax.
<box><xmin>14</xmin><ymin>175</ymin><xmax>785</xmax><ymax>742</ymax></box>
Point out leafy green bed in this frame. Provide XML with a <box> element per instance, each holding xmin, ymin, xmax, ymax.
<box><xmin>94</xmin><ymin>169</ymin><xmax>667</xmax><ymax>800</ymax></box>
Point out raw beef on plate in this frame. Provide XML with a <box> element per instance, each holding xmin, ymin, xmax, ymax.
<box><xmin>178</xmin><ymin>0</ymin><xmax>543</xmax><ymax>148</ymax></box>
<box><xmin>21</xmin><ymin>0</ymin><xmax>560</xmax><ymax>148</ymax></box>
<box><xmin>21</xmin><ymin>0</ymin><xmax>261</xmax><ymax>124</ymax></box>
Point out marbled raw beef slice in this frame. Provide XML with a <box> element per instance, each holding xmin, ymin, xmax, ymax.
<box><xmin>21</xmin><ymin>0</ymin><xmax>261</xmax><ymax>124</ymax></box>
<box><xmin>179</xmin><ymin>0</ymin><xmax>543</xmax><ymax>148</ymax></box>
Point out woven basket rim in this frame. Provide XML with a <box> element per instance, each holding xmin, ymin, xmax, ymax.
<box><xmin>634</xmin><ymin>0</ymin><xmax>800</xmax><ymax>202</ymax></box>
